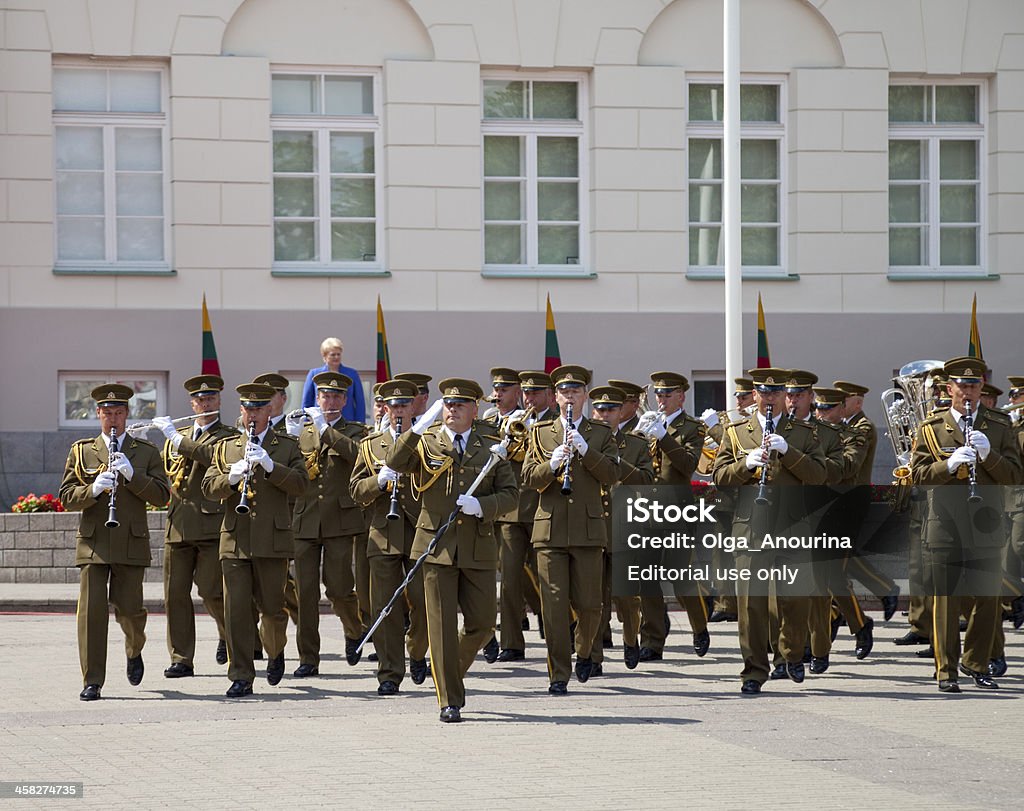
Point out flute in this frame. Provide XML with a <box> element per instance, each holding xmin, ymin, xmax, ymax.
<box><xmin>126</xmin><ymin>411</ymin><xmax>219</xmax><ymax>434</ymax></box>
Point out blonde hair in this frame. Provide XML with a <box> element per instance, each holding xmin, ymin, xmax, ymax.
<box><xmin>320</xmin><ymin>337</ymin><xmax>343</xmax><ymax>357</ymax></box>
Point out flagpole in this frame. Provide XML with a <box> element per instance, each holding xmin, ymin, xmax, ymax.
<box><xmin>723</xmin><ymin>0</ymin><xmax>743</xmax><ymax>388</ymax></box>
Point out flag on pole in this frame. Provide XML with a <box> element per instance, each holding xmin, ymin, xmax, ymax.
<box><xmin>201</xmin><ymin>294</ymin><xmax>221</xmax><ymax>376</ymax></box>
<box><xmin>376</xmin><ymin>295</ymin><xmax>392</xmax><ymax>383</ymax></box>
<box><xmin>544</xmin><ymin>293</ymin><xmax>562</xmax><ymax>373</ymax></box>
<box><xmin>755</xmin><ymin>292</ymin><xmax>771</xmax><ymax>368</ymax></box>
<box><xmin>968</xmin><ymin>294</ymin><xmax>983</xmax><ymax>360</ymax></box>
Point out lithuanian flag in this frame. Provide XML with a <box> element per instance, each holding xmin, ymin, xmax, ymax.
<box><xmin>968</xmin><ymin>294</ymin><xmax>983</xmax><ymax>360</ymax></box>
<box><xmin>544</xmin><ymin>293</ymin><xmax>561</xmax><ymax>373</ymax></box>
<box><xmin>376</xmin><ymin>295</ymin><xmax>392</xmax><ymax>383</ymax></box>
<box><xmin>755</xmin><ymin>292</ymin><xmax>771</xmax><ymax>368</ymax></box>
<box><xmin>201</xmin><ymin>294</ymin><xmax>220</xmax><ymax>376</ymax></box>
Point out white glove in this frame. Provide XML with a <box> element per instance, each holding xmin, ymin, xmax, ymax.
<box><xmin>569</xmin><ymin>430</ymin><xmax>589</xmax><ymax>455</ymax></box>
<box><xmin>285</xmin><ymin>412</ymin><xmax>304</xmax><ymax>437</ymax></box>
<box><xmin>701</xmin><ymin>408</ymin><xmax>719</xmax><ymax>428</ymax></box>
<box><xmin>110</xmin><ymin>452</ymin><xmax>134</xmax><ymax>481</ymax></box>
<box><xmin>745</xmin><ymin>448</ymin><xmax>767</xmax><ymax>470</ymax></box>
<box><xmin>635</xmin><ymin>410</ymin><xmax>660</xmax><ymax>434</ymax></box>
<box><xmin>947</xmin><ymin>446</ymin><xmax>977</xmax><ymax>473</ymax></box>
<box><xmin>647</xmin><ymin>418</ymin><xmax>667</xmax><ymax>441</ymax></box>
<box><xmin>549</xmin><ymin>444</ymin><xmax>570</xmax><ymax>471</ymax></box>
<box><xmin>969</xmin><ymin>430</ymin><xmax>991</xmax><ymax>462</ymax></box>
<box><xmin>90</xmin><ymin>471</ymin><xmax>116</xmax><ymax>497</ymax></box>
<box><xmin>507</xmin><ymin>409</ymin><xmax>527</xmax><ymax>422</ymax></box>
<box><xmin>377</xmin><ymin>412</ymin><xmax>391</xmax><ymax>434</ymax></box>
<box><xmin>228</xmin><ymin>458</ymin><xmax>249</xmax><ymax>485</ymax></box>
<box><xmin>246</xmin><ymin>443</ymin><xmax>274</xmax><ymax>473</ymax></box>
<box><xmin>413</xmin><ymin>398</ymin><xmax>445</xmax><ymax>435</ymax></box>
<box><xmin>489</xmin><ymin>443</ymin><xmax>509</xmax><ymax>461</ymax></box>
<box><xmin>125</xmin><ymin>424</ymin><xmax>149</xmax><ymax>440</ymax></box>
<box><xmin>377</xmin><ymin>465</ymin><xmax>399</xmax><ymax>489</ymax></box>
<box><xmin>766</xmin><ymin>434</ymin><xmax>788</xmax><ymax>455</ymax></box>
<box><xmin>153</xmin><ymin>416</ymin><xmax>177</xmax><ymax>440</ymax></box>
<box><xmin>457</xmin><ymin>494</ymin><xmax>483</xmax><ymax>518</ymax></box>
<box><xmin>305</xmin><ymin>406</ymin><xmax>328</xmax><ymax>435</ymax></box>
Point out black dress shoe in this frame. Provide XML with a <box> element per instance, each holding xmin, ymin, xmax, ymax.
<box><xmin>497</xmin><ymin>648</ymin><xmax>525</xmax><ymax>662</ymax></box>
<box><xmin>537</xmin><ymin>614</ymin><xmax>544</xmax><ymax>640</ymax></box>
<box><xmin>226</xmin><ymin>679</ymin><xmax>253</xmax><ymax>698</ymax></box>
<box><xmin>521</xmin><ymin>616</ymin><xmax>530</xmax><ymax>631</ymax></box>
<box><xmin>377</xmin><ymin>680</ymin><xmax>400</xmax><ymax>696</ymax></box>
<box><xmin>915</xmin><ymin>645</ymin><xmax>935</xmax><ymax>658</ymax></box>
<box><xmin>590</xmin><ymin>663</ymin><xmax>603</xmax><ymax>677</ymax></box>
<box><xmin>575</xmin><ymin>657</ymin><xmax>594</xmax><ymax>683</ymax></box>
<box><xmin>988</xmin><ymin>657</ymin><xmax>1008</xmax><ymax>678</ymax></box>
<box><xmin>959</xmin><ymin>664</ymin><xmax>999</xmax><ymax>689</ymax></box>
<box><xmin>548</xmin><ymin>681</ymin><xmax>568</xmax><ymax>695</ymax></box>
<box><xmin>345</xmin><ymin>637</ymin><xmax>362</xmax><ymax>666</ymax></box>
<box><xmin>769</xmin><ymin>664</ymin><xmax>788</xmax><ymax>680</ymax></box>
<box><xmin>809</xmin><ymin>655</ymin><xmax>829</xmax><ymax>674</ymax></box>
<box><xmin>1012</xmin><ymin>596</ymin><xmax>1024</xmax><ymax>630</ymax></box>
<box><xmin>293</xmin><ymin>663</ymin><xmax>319</xmax><ymax>678</ymax></box>
<box><xmin>894</xmin><ymin>630</ymin><xmax>929</xmax><ymax>646</ymax></box>
<box><xmin>638</xmin><ymin>647</ymin><xmax>662</xmax><ymax>662</ymax></box>
<box><xmin>740</xmin><ymin>679</ymin><xmax>761</xmax><ymax>695</ymax></box>
<box><xmin>254</xmin><ymin>648</ymin><xmax>264</xmax><ymax>660</ymax></box>
<box><xmin>855</xmin><ymin>617</ymin><xmax>874</xmax><ymax>660</ymax></box>
<box><xmin>215</xmin><ymin>639</ymin><xmax>228</xmax><ymax>665</ymax></box>
<box><xmin>603</xmin><ymin>635</ymin><xmax>614</xmax><ymax>649</ymax></box>
<box><xmin>882</xmin><ymin>590</ymin><xmax>900</xmax><ymax>622</ymax></box>
<box><xmin>127</xmin><ymin>655</ymin><xmax>144</xmax><ymax>686</ymax></box>
<box><xmin>79</xmin><ymin>684</ymin><xmax>101</xmax><ymax>701</ymax></box>
<box><xmin>163</xmin><ymin>662</ymin><xmax>194</xmax><ymax>678</ymax></box>
<box><xmin>267</xmin><ymin>653</ymin><xmax>285</xmax><ymax>685</ymax></box>
<box><xmin>787</xmin><ymin>661</ymin><xmax>805</xmax><ymax>683</ymax></box>
<box><xmin>937</xmin><ymin>679</ymin><xmax>960</xmax><ymax>693</ymax></box>
<box><xmin>624</xmin><ymin>644</ymin><xmax>640</xmax><ymax>670</ymax></box>
<box><xmin>693</xmin><ymin>629</ymin><xmax>710</xmax><ymax>658</ymax></box>
<box><xmin>830</xmin><ymin>613</ymin><xmax>844</xmax><ymax>642</ymax></box>
<box><xmin>439</xmin><ymin>705</ymin><xmax>462</xmax><ymax>723</ymax></box>
<box><xmin>367</xmin><ymin>652</ymin><xmax>379</xmax><ymax>662</ymax></box>
<box><xmin>482</xmin><ymin>636</ymin><xmax>499</xmax><ymax>664</ymax></box>
<box><xmin>802</xmin><ymin>645</ymin><xmax>812</xmax><ymax>664</ymax></box>
<box><xmin>410</xmin><ymin>658</ymin><xmax>430</xmax><ymax>684</ymax></box>
<box><xmin>708</xmin><ymin>610</ymin><xmax>737</xmax><ymax>623</ymax></box>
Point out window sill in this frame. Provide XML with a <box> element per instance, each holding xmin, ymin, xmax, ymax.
<box><xmin>887</xmin><ymin>269</ymin><xmax>999</xmax><ymax>281</ymax></box>
<box><xmin>481</xmin><ymin>268</ymin><xmax>596</xmax><ymax>279</ymax></box>
<box><xmin>271</xmin><ymin>265</ymin><xmax>390</xmax><ymax>278</ymax></box>
<box><xmin>685</xmin><ymin>268</ymin><xmax>798</xmax><ymax>281</ymax></box>
<box><xmin>53</xmin><ymin>264</ymin><xmax>175</xmax><ymax>277</ymax></box>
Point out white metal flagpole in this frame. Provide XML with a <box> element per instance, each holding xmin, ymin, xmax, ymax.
<box><xmin>723</xmin><ymin>0</ymin><xmax>743</xmax><ymax>387</ymax></box>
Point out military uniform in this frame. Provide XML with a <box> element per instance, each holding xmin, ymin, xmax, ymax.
<box><xmin>59</xmin><ymin>384</ymin><xmax>170</xmax><ymax>699</ymax></box>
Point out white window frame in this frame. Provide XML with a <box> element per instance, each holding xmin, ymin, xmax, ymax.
<box><xmin>887</xmin><ymin>78</ymin><xmax>987</xmax><ymax>278</ymax></box>
<box><xmin>51</xmin><ymin>61</ymin><xmax>172</xmax><ymax>276</ymax></box>
<box><xmin>270</xmin><ymin>67</ymin><xmax>385</xmax><ymax>276</ymax></box>
<box><xmin>685</xmin><ymin>74</ymin><xmax>788</xmax><ymax>279</ymax></box>
<box><xmin>58</xmin><ymin>372</ymin><xmax>168</xmax><ymax>430</ymax></box>
<box><xmin>481</xmin><ymin>71</ymin><xmax>590</xmax><ymax>277</ymax></box>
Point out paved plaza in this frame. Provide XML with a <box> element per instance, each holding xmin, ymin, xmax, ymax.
<box><xmin>0</xmin><ymin>590</ymin><xmax>1022</xmax><ymax>810</ymax></box>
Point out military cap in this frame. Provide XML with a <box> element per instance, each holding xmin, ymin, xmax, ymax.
<box><xmin>550</xmin><ymin>364</ymin><xmax>591</xmax><ymax>389</ymax></box>
<box><xmin>650</xmin><ymin>371</ymin><xmax>689</xmax><ymax>393</ymax></box>
<box><xmin>608</xmin><ymin>379</ymin><xmax>645</xmax><ymax>399</ymax></box>
<box><xmin>519</xmin><ymin>370</ymin><xmax>553</xmax><ymax>390</ymax></box>
<box><xmin>252</xmin><ymin>372</ymin><xmax>288</xmax><ymax>391</ymax></box>
<box><xmin>236</xmin><ymin>383</ymin><xmax>275</xmax><ymax>407</ymax></box>
<box><xmin>490</xmin><ymin>367</ymin><xmax>520</xmax><ymax>387</ymax></box>
<box><xmin>183</xmin><ymin>375</ymin><xmax>224</xmax><ymax>397</ymax></box>
<box><xmin>748</xmin><ymin>367</ymin><xmax>789</xmax><ymax>391</ymax></box>
<box><xmin>394</xmin><ymin>372</ymin><xmax>431</xmax><ymax>394</ymax></box>
<box><xmin>812</xmin><ymin>387</ymin><xmax>847</xmax><ymax>408</ymax></box>
<box><xmin>372</xmin><ymin>382</ymin><xmax>385</xmax><ymax>401</ymax></box>
<box><xmin>1007</xmin><ymin>376</ymin><xmax>1024</xmax><ymax>396</ymax></box>
<box><xmin>313</xmin><ymin>371</ymin><xmax>352</xmax><ymax>393</ymax></box>
<box><xmin>833</xmin><ymin>380</ymin><xmax>869</xmax><ymax>396</ymax></box>
<box><xmin>785</xmin><ymin>369</ymin><xmax>818</xmax><ymax>391</ymax></box>
<box><xmin>943</xmin><ymin>356</ymin><xmax>988</xmax><ymax>383</ymax></box>
<box><xmin>982</xmin><ymin>382</ymin><xmax>1003</xmax><ymax>398</ymax></box>
<box><xmin>379</xmin><ymin>379</ymin><xmax>418</xmax><ymax>404</ymax></box>
<box><xmin>438</xmin><ymin>378</ymin><xmax>483</xmax><ymax>402</ymax></box>
<box><xmin>733</xmin><ymin>377</ymin><xmax>754</xmax><ymax>394</ymax></box>
<box><xmin>91</xmin><ymin>383</ymin><xmax>134</xmax><ymax>407</ymax></box>
<box><xmin>590</xmin><ymin>386</ymin><xmax>625</xmax><ymax>408</ymax></box>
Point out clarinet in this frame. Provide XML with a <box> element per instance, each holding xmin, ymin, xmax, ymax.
<box><xmin>754</xmin><ymin>403</ymin><xmax>775</xmax><ymax>506</ymax></box>
<box><xmin>561</xmin><ymin>402</ymin><xmax>574</xmax><ymax>496</ymax></box>
<box><xmin>386</xmin><ymin>416</ymin><xmax>403</xmax><ymax>521</ymax></box>
<box><xmin>964</xmin><ymin>400</ymin><xmax>982</xmax><ymax>503</ymax></box>
<box><xmin>105</xmin><ymin>427</ymin><xmax>120</xmax><ymax>528</ymax></box>
<box><xmin>235</xmin><ymin>420</ymin><xmax>257</xmax><ymax>515</ymax></box>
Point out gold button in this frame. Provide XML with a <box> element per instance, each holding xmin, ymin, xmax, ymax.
<box><xmin>318</xmin><ymin>495</ymin><xmax>323</xmax><ymax>500</ymax></box>
<box><xmin>459</xmin><ymin>481</ymin><xmax>465</xmax><ymax>486</ymax></box>
<box><xmin>457</xmin><ymin>519</ymin><xmax>463</xmax><ymax>525</ymax></box>
<box><xmin>568</xmin><ymin>498</ymin><xmax>574</xmax><ymax>503</ymax></box>
<box><xmin>604</xmin><ymin>512</ymin><xmax>610</xmax><ymax>517</ymax></box>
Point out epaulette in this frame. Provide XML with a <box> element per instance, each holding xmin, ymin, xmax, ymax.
<box><xmin>126</xmin><ymin>436</ymin><xmax>158</xmax><ymax>450</ymax></box>
<box><xmin>983</xmin><ymin>409</ymin><xmax>1012</xmax><ymax>426</ymax></box>
<box><xmin>921</xmin><ymin>413</ymin><xmax>946</xmax><ymax>426</ymax></box>
<box><xmin>724</xmin><ymin>416</ymin><xmax>750</xmax><ymax>428</ymax></box>
<box><xmin>626</xmin><ymin>429</ymin><xmax>648</xmax><ymax>440</ymax></box>
<box><xmin>362</xmin><ymin>428</ymin><xmax>386</xmax><ymax>443</ymax></box>
<box><xmin>272</xmin><ymin>432</ymin><xmax>299</xmax><ymax>444</ymax></box>
<box><xmin>72</xmin><ymin>437</ymin><xmax>93</xmax><ymax>446</ymax></box>
<box><xmin>477</xmin><ymin>431</ymin><xmax>502</xmax><ymax>443</ymax></box>
<box><xmin>532</xmin><ymin>415</ymin><xmax>556</xmax><ymax>427</ymax></box>
<box><xmin>816</xmin><ymin>420</ymin><xmax>840</xmax><ymax>433</ymax></box>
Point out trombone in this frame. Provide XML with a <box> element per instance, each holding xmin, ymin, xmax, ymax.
<box><xmin>127</xmin><ymin>411</ymin><xmax>219</xmax><ymax>434</ymax></box>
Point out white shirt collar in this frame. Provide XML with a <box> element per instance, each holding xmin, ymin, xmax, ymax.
<box><xmin>560</xmin><ymin>414</ymin><xmax>582</xmax><ymax>431</ymax></box>
<box><xmin>663</xmin><ymin>408</ymin><xmax>683</xmax><ymax>424</ymax></box>
<box><xmin>442</xmin><ymin>425</ymin><xmax>471</xmax><ymax>445</ymax></box>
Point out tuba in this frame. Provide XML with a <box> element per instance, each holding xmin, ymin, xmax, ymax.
<box><xmin>880</xmin><ymin>360</ymin><xmax>943</xmax><ymax>511</ymax></box>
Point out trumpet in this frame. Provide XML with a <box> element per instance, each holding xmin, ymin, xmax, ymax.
<box><xmin>561</xmin><ymin>402</ymin><xmax>574</xmax><ymax>496</ymax></box>
<box><xmin>126</xmin><ymin>411</ymin><xmax>219</xmax><ymax>434</ymax></box>
<box><xmin>386</xmin><ymin>415</ymin><xmax>404</xmax><ymax>521</ymax></box>
<box><xmin>105</xmin><ymin>427</ymin><xmax>120</xmax><ymax>528</ymax></box>
<box><xmin>235</xmin><ymin>420</ymin><xmax>257</xmax><ymax>515</ymax></box>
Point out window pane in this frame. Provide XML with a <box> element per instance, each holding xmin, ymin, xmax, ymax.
<box><xmin>272</xmin><ymin>75</ymin><xmax>319</xmax><ymax>115</ymax></box>
<box><xmin>484</xmin><ymin>181</ymin><xmax>523</xmax><ymax>221</ymax></box>
<box><xmin>533</xmin><ymin>82</ymin><xmax>578</xmax><ymax>119</ymax></box>
<box><xmin>483</xmin><ymin>80</ymin><xmax>526</xmax><ymax>119</ymax></box>
<box><xmin>483</xmin><ymin>136</ymin><xmax>522</xmax><ymax>177</ymax></box>
<box><xmin>537</xmin><ymin>137</ymin><xmax>578</xmax><ymax>177</ymax></box>
<box><xmin>889</xmin><ymin>140</ymin><xmax>926</xmax><ymax>180</ymax></box>
<box><xmin>116</xmin><ymin>173</ymin><xmax>162</xmax><ymax>216</ymax></box>
<box><xmin>741</xmin><ymin>85</ymin><xmax>779</xmax><ymax>122</ymax></box>
<box><xmin>538</xmin><ymin>182</ymin><xmax>578</xmax><ymax>221</ymax></box>
<box><xmin>115</xmin><ymin>128</ymin><xmax>162</xmax><ymax>171</ymax></box>
<box><xmin>53</xmin><ymin>69</ymin><xmax>107</xmax><ymax>112</ymax></box>
<box><xmin>689</xmin><ymin>226</ymin><xmax>722</xmax><ymax>265</ymax></box>
<box><xmin>889</xmin><ymin>185</ymin><xmax>926</xmax><ymax>223</ymax></box>
<box><xmin>56</xmin><ymin>127</ymin><xmax>103</xmax><ymax>170</ymax></box>
<box><xmin>275</xmin><ymin>222</ymin><xmax>317</xmax><ymax>261</ymax></box>
<box><xmin>485</xmin><ymin>224</ymin><xmax>524</xmax><ymax>264</ymax></box>
<box><xmin>936</xmin><ymin>86</ymin><xmax>977</xmax><ymax>123</ymax></box>
<box><xmin>330</xmin><ymin>178</ymin><xmax>375</xmax><ymax>218</ymax></box>
<box><xmin>64</xmin><ymin>379</ymin><xmax>157</xmax><ymax>421</ymax></box>
<box><xmin>330</xmin><ymin>132</ymin><xmax>374</xmax><ymax>173</ymax></box>
<box><xmin>538</xmin><ymin>225</ymin><xmax>578</xmax><ymax>264</ymax></box>
<box><xmin>889</xmin><ymin>227</ymin><xmax>926</xmax><ymax>265</ymax></box>
<box><xmin>331</xmin><ymin>222</ymin><xmax>375</xmax><ymax>261</ymax></box>
<box><xmin>939</xmin><ymin>140</ymin><xmax>977</xmax><ymax>180</ymax></box>
<box><xmin>273</xmin><ymin>131</ymin><xmax>315</xmax><ymax>172</ymax></box>
<box><xmin>110</xmin><ymin>71</ymin><xmax>161</xmax><ymax>113</ymax></box>
<box><xmin>940</xmin><ymin>185</ymin><xmax>977</xmax><ymax>223</ymax></box>
<box><xmin>274</xmin><ymin>177</ymin><xmax>316</xmax><ymax>217</ymax></box>
<box><xmin>741</xmin><ymin>227</ymin><xmax>778</xmax><ymax>265</ymax></box>
<box><xmin>889</xmin><ymin>85</ymin><xmax>930</xmax><ymax>123</ymax></box>
<box><xmin>740</xmin><ymin>140</ymin><xmax>777</xmax><ymax>179</ymax></box>
<box><xmin>689</xmin><ymin>139</ymin><xmax>722</xmax><ymax>180</ymax></box>
<box><xmin>740</xmin><ymin>184</ymin><xmax>778</xmax><ymax>223</ymax></box>
<box><xmin>689</xmin><ymin>84</ymin><xmax>723</xmax><ymax>122</ymax></box>
<box><xmin>57</xmin><ymin>172</ymin><xmax>104</xmax><ymax>215</ymax></box>
<box><xmin>57</xmin><ymin>217</ymin><xmax>105</xmax><ymax>260</ymax></box>
<box><xmin>940</xmin><ymin>227</ymin><xmax>977</xmax><ymax>265</ymax></box>
<box><xmin>324</xmin><ymin>76</ymin><xmax>373</xmax><ymax>115</ymax></box>
<box><xmin>117</xmin><ymin>217</ymin><xmax>163</xmax><ymax>261</ymax></box>
<box><xmin>689</xmin><ymin>184</ymin><xmax>722</xmax><ymax>224</ymax></box>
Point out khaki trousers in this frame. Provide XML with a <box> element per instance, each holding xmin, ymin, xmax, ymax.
<box><xmin>369</xmin><ymin>549</ymin><xmax>428</xmax><ymax>685</ymax></box>
<box><xmin>223</xmin><ymin>557</ymin><xmax>289</xmax><ymax>683</ymax></box>
<box><xmin>537</xmin><ymin>546</ymin><xmax>603</xmax><ymax>684</ymax></box>
<box><xmin>294</xmin><ymin>534</ymin><xmax>363</xmax><ymax>666</ymax></box>
<box><xmin>163</xmin><ymin>539</ymin><xmax>226</xmax><ymax>666</ymax></box>
<box><xmin>77</xmin><ymin>563</ymin><xmax>147</xmax><ymax>687</ymax></box>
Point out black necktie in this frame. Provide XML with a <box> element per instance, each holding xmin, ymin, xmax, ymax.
<box><xmin>193</xmin><ymin>427</ymin><xmax>201</xmax><ymax>441</ymax></box>
<box><xmin>454</xmin><ymin>433</ymin><xmax>464</xmax><ymax>462</ymax></box>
